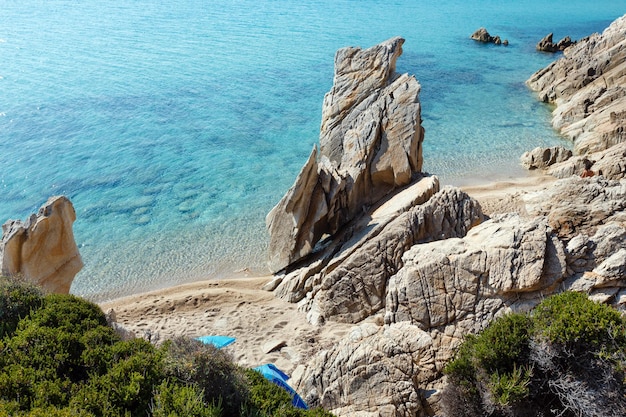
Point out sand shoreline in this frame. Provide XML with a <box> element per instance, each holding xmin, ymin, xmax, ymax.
<box><xmin>99</xmin><ymin>172</ymin><xmax>558</xmax><ymax>375</ymax></box>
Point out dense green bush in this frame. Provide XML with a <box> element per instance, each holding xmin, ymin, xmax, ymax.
<box><xmin>0</xmin><ymin>279</ymin><xmax>335</xmax><ymax>417</ymax></box>
<box><xmin>0</xmin><ymin>276</ymin><xmax>43</xmax><ymax>339</ymax></box>
<box><xmin>69</xmin><ymin>338</ymin><xmax>165</xmax><ymax>416</ymax></box>
<box><xmin>163</xmin><ymin>336</ymin><xmax>248</xmax><ymax>416</ymax></box>
<box><xmin>533</xmin><ymin>291</ymin><xmax>626</xmax><ymax>351</ymax></box>
<box><xmin>442</xmin><ymin>291</ymin><xmax>626</xmax><ymax>417</ymax></box>
<box><xmin>151</xmin><ymin>380</ymin><xmax>221</xmax><ymax>417</ymax></box>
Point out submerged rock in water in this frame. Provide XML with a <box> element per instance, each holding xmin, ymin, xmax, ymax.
<box><xmin>0</xmin><ymin>196</ymin><xmax>83</xmax><ymax>293</ymax></box>
<box><xmin>266</xmin><ymin>37</ymin><xmax>424</xmax><ymax>273</ymax></box>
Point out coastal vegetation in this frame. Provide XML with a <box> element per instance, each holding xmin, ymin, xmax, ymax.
<box><xmin>0</xmin><ymin>276</ymin><xmax>334</xmax><ymax>417</ymax></box>
<box><xmin>442</xmin><ymin>291</ymin><xmax>626</xmax><ymax>417</ymax></box>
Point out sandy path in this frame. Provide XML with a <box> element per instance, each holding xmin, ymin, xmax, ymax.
<box><xmin>99</xmin><ymin>276</ymin><xmax>355</xmax><ymax>376</ymax></box>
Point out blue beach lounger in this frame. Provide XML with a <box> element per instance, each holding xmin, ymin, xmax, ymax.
<box><xmin>253</xmin><ymin>363</ymin><xmax>308</xmax><ymax>409</ymax></box>
<box><xmin>196</xmin><ymin>335</ymin><xmax>236</xmax><ymax>349</ymax></box>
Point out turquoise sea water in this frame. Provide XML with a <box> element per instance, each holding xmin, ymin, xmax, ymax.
<box><xmin>1</xmin><ymin>1</ymin><xmax>624</xmax><ymax>300</ymax></box>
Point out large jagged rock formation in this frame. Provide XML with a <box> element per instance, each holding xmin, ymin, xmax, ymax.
<box><xmin>266</xmin><ymin>37</ymin><xmax>424</xmax><ymax>273</ymax></box>
<box><xmin>0</xmin><ymin>196</ymin><xmax>83</xmax><ymax>293</ymax></box>
<box><xmin>269</xmin><ymin>184</ymin><xmax>483</xmax><ymax>325</ymax></box>
<box><xmin>268</xmin><ymin>27</ymin><xmax>626</xmax><ymax>417</ymax></box>
<box><xmin>293</xmin><ymin>177</ymin><xmax>626</xmax><ymax>416</ymax></box>
<box><xmin>527</xmin><ymin>14</ymin><xmax>626</xmax><ymax>156</ymax></box>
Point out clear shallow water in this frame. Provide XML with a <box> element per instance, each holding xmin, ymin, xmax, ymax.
<box><xmin>1</xmin><ymin>1</ymin><xmax>624</xmax><ymax>300</ymax></box>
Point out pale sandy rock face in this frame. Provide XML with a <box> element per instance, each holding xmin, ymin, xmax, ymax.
<box><xmin>523</xmin><ymin>176</ymin><xmax>626</xmax><ymax>238</ymax></box>
<box><xmin>0</xmin><ymin>196</ymin><xmax>83</xmax><ymax>293</ymax></box>
<box><xmin>266</xmin><ymin>37</ymin><xmax>424</xmax><ymax>273</ymax></box>
<box><xmin>385</xmin><ymin>214</ymin><xmax>566</xmax><ymax>331</ymax></box>
<box><xmin>546</xmin><ymin>141</ymin><xmax>626</xmax><ymax>180</ymax></box>
<box><xmin>527</xmin><ymin>14</ymin><xmax>626</xmax><ymax>155</ymax></box>
<box><xmin>520</xmin><ymin>145</ymin><xmax>572</xmax><ymax>170</ymax></box>
<box><xmin>273</xmin><ymin>185</ymin><xmax>483</xmax><ymax>325</ymax></box>
<box><xmin>295</xmin><ymin>175</ymin><xmax>626</xmax><ymax>416</ymax></box>
<box><xmin>296</xmin><ymin>322</ymin><xmax>435</xmax><ymax>417</ymax></box>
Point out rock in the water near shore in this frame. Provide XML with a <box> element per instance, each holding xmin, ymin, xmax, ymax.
<box><xmin>527</xmin><ymin>14</ymin><xmax>626</xmax><ymax>155</ymax></box>
<box><xmin>470</xmin><ymin>27</ymin><xmax>508</xmax><ymax>45</ymax></box>
<box><xmin>520</xmin><ymin>145</ymin><xmax>573</xmax><ymax>169</ymax></box>
<box><xmin>266</xmin><ymin>37</ymin><xmax>425</xmax><ymax>273</ymax></box>
<box><xmin>0</xmin><ymin>196</ymin><xmax>83</xmax><ymax>293</ymax></box>
<box><xmin>536</xmin><ymin>33</ymin><xmax>576</xmax><ymax>52</ymax></box>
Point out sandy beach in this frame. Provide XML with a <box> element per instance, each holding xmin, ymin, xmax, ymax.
<box><xmin>99</xmin><ymin>173</ymin><xmax>558</xmax><ymax>378</ymax></box>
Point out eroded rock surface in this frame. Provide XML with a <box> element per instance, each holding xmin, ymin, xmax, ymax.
<box><xmin>266</xmin><ymin>37</ymin><xmax>425</xmax><ymax>273</ymax></box>
<box><xmin>292</xmin><ymin>177</ymin><xmax>626</xmax><ymax>417</ymax></box>
<box><xmin>520</xmin><ymin>145</ymin><xmax>573</xmax><ymax>170</ymax></box>
<box><xmin>545</xmin><ymin>141</ymin><xmax>626</xmax><ymax>180</ymax></box>
<box><xmin>268</xmin><ymin>26</ymin><xmax>626</xmax><ymax>417</ymax></box>
<box><xmin>527</xmin><ymin>14</ymin><xmax>626</xmax><ymax>155</ymax></box>
<box><xmin>523</xmin><ymin>176</ymin><xmax>626</xmax><ymax>239</ymax></box>
<box><xmin>272</xmin><ymin>185</ymin><xmax>483</xmax><ymax>325</ymax></box>
<box><xmin>0</xmin><ymin>196</ymin><xmax>83</xmax><ymax>293</ymax></box>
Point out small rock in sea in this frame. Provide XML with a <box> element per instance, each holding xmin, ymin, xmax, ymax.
<box><xmin>470</xmin><ymin>27</ymin><xmax>508</xmax><ymax>46</ymax></box>
<box><xmin>536</xmin><ymin>33</ymin><xmax>577</xmax><ymax>52</ymax></box>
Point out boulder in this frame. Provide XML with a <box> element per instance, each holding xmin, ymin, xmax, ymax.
<box><xmin>385</xmin><ymin>214</ymin><xmax>566</xmax><ymax>331</ymax></box>
<box><xmin>470</xmin><ymin>28</ymin><xmax>508</xmax><ymax>46</ymax></box>
<box><xmin>266</xmin><ymin>37</ymin><xmax>425</xmax><ymax>273</ymax></box>
<box><xmin>546</xmin><ymin>141</ymin><xmax>626</xmax><ymax>180</ymax></box>
<box><xmin>520</xmin><ymin>145</ymin><xmax>572</xmax><ymax>169</ymax></box>
<box><xmin>294</xmin><ymin>322</ymin><xmax>436</xmax><ymax>417</ymax></box>
<box><xmin>470</xmin><ymin>27</ymin><xmax>493</xmax><ymax>43</ymax></box>
<box><xmin>0</xmin><ymin>196</ymin><xmax>83</xmax><ymax>293</ymax></box>
<box><xmin>527</xmin><ymin>14</ymin><xmax>626</xmax><ymax>154</ymax></box>
<box><xmin>556</xmin><ymin>36</ymin><xmax>576</xmax><ymax>51</ymax></box>
<box><xmin>536</xmin><ymin>33</ymin><xmax>576</xmax><ymax>52</ymax></box>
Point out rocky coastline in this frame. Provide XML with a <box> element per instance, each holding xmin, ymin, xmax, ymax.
<box><xmin>255</xmin><ymin>20</ymin><xmax>626</xmax><ymax>414</ymax></box>
<box><xmin>4</xmin><ymin>14</ymin><xmax>625</xmax><ymax>417</ymax></box>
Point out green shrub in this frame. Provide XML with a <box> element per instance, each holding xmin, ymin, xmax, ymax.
<box><xmin>70</xmin><ymin>338</ymin><xmax>165</xmax><ymax>417</ymax></box>
<box><xmin>0</xmin><ymin>285</ymin><xmax>337</xmax><ymax>417</ymax></box>
<box><xmin>488</xmin><ymin>364</ymin><xmax>532</xmax><ymax>405</ymax></box>
<box><xmin>24</xmin><ymin>294</ymin><xmax>108</xmax><ymax>335</ymax></box>
<box><xmin>533</xmin><ymin>291</ymin><xmax>626</xmax><ymax>351</ymax></box>
<box><xmin>244</xmin><ymin>369</ymin><xmax>335</xmax><ymax>417</ymax></box>
<box><xmin>164</xmin><ymin>337</ymin><xmax>249</xmax><ymax>416</ymax></box>
<box><xmin>151</xmin><ymin>380</ymin><xmax>221</xmax><ymax>417</ymax></box>
<box><xmin>442</xmin><ymin>292</ymin><xmax>626</xmax><ymax>417</ymax></box>
<box><xmin>0</xmin><ymin>276</ymin><xmax>43</xmax><ymax>339</ymax></box>
<box><xmin>245</xmin><ymin>369</ymin><xmax>293</xmax><ymax>414</ymax></box>
<box><xmin>4</xmin><ymin>294</ymin><xmax>114</xmax><ymax>387</ymax></box>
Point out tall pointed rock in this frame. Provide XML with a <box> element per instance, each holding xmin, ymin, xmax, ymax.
<box><xmin>266</xmin><ymin>37</ymin><xmax>424</xmax><ymax>272</ymax></box>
